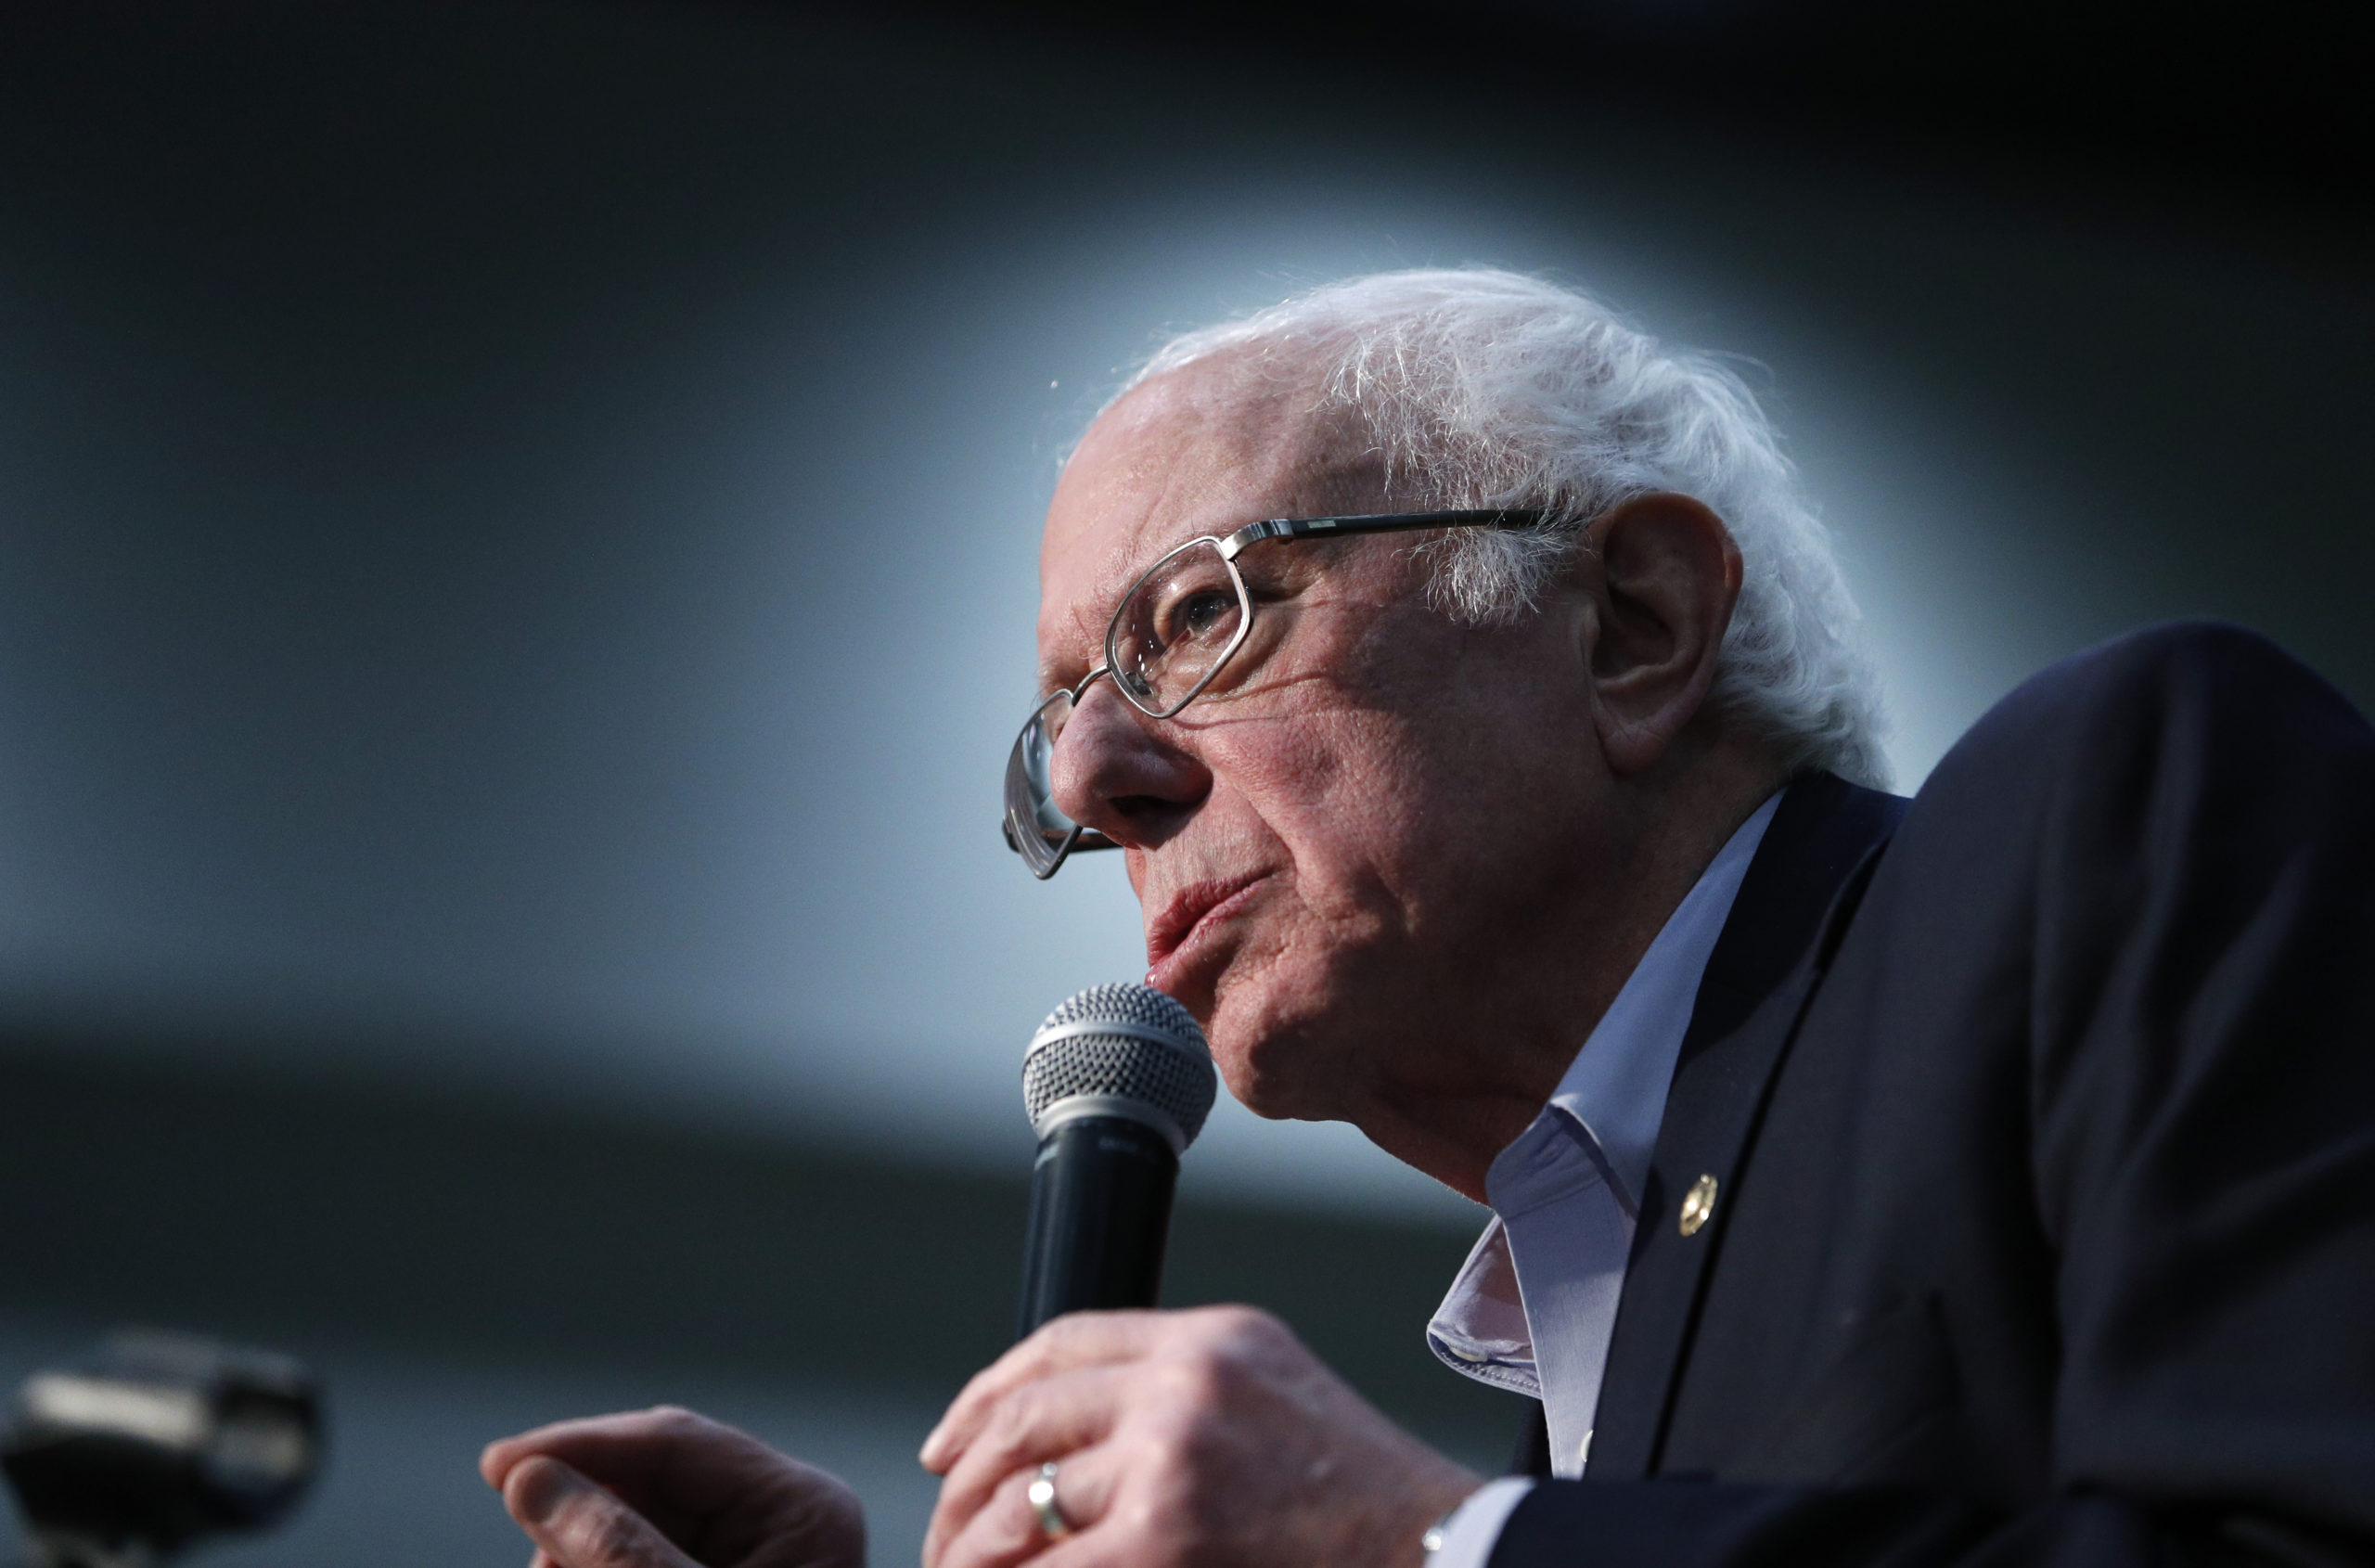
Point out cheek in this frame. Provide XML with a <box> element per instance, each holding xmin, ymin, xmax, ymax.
<box><xmin>1204</xmin><ymin>706</ymin><xmax>1567</xmax><ymax>1000</ymax></box>
<box><xmin>1252</xmin><ymin>730</ymin><xmax>1473</xmax><ymax>946</ymax></box>
<box><xmin>1209</xmin><ymin>711</ymin><xmax>1408</xmax><ymax>888</ymax></box>
<box><xmin>1194</xmin><ymin>721</ymin><xmax>1421</xmax><ymax>1090</ymax></box>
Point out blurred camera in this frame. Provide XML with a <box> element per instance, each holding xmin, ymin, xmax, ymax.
<box><xmin>2</xmin><ymin>1331</ymin><xmax>321</xmax><ymax>1568</ymax></box>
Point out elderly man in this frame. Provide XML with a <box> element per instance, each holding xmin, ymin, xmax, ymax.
<box><xmin>481</xmin><ymin>271</ymin><xmax>2375</xmax><ymax>1567</ymax></box>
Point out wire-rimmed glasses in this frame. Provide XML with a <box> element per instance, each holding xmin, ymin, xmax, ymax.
<box><xmin>1003</xmin><ymin>508</ymin><xmax>1548</xmax><ymax>878</ymax></box>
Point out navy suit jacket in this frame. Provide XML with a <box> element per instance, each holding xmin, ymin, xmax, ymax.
<box><xmin>1492</xmin><ymin>623</ymin><xmax>2375</xmax><ymax>1565</ymax></box>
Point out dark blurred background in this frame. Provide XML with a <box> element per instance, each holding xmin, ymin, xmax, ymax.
<box><xmin>1</xmin><ymin>2</ymin><xmax>2367</xmax><ymax>1563</ymax></box>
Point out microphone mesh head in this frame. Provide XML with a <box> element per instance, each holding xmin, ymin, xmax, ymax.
<box><xmin>1023</xmin><ymin>983</ymin><xmax>1217</xmax><ymax>1149</ymax></box>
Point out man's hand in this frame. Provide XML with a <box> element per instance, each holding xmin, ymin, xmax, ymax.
<box><xmin>919</xmin><ymin>1305</ymin><xmax>1481</xmax><ymax>1568</ymax></box>
<box><xmin>481</xmin><ymin>1407</ymin><xmax>864</xmax><ymax>1568</ymax></box>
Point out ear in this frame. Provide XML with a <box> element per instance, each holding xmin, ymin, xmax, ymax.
<box><xmin>1580</xmin><ymin>492</ymin><xmax>1742</xmax><ymax>777</ymax></box>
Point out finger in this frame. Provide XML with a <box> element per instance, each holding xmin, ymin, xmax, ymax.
<box><xmin>483</xmin><ymin>1407</ymin><xmax>729</xmax><ymax>1488</ymax></box>
<box><xmin>931</xmin><ymin>1448</ymin><xmax>1117</xmax><ymax>1568</ymax></box>
<box><xmin>504</xmin><ymin>1456</ymin><xmax>700</xmax><ymax>1568</ymax></box>
<box><xmin>483</xmin><ymin>1407</ymin><xmax>790</xmax><ymax>1511</ymax></box>
<box><xmin>921</xmin><ymin>1311</ymin><xmax>1169</xmax><ymax>1472</ymax></box>
<box><xmin>924</xmin><ymin>1365</ymin><xmax>1129</xmax><ymax>1564</ymax></box>
<box><xmin>484</xmin><ymin>1412</ymin><xmax>658</xmax><ymax>1487</ymax></box>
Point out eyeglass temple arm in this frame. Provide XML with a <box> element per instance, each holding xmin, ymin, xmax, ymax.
<box><xmin>1219</xmin><ymin>508</ymin><xmax>1547</xmax><ymax>560</ymax></box>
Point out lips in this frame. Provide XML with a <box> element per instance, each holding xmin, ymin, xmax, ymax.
<box><xmin>1144</xmin><ymin>872</ymin><xmax>1269</xmax><ymax>995</ymax></box>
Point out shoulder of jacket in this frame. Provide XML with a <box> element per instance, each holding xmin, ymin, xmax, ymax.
<box><xmin>1920</xmin><ymin>619</ymin><xmax>2359</xmax><ymax>799</ymax></box>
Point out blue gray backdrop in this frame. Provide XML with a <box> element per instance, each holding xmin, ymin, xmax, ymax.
<box><xmin>1</xmin><ymin>3</ymin><xmax>2366</xmax><ymax>1564</ymax></box>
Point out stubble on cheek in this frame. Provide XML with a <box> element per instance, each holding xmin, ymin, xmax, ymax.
<box><xmin>1202</xmin><ymin>895</ymin><xmax>1303</xmax><ymax>1111</ymax></box>
<box><xmin>1211</xmin><ymin>862</ymin><xmax>1431</xmax><ymax>1122</ymax></box>
<box><xmin>1203</xmin><ymin>732</ymin><xmax>1413</xmax><ymax>1119</ymax></box>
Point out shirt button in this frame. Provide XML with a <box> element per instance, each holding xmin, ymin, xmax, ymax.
<box><xmin>1445</xmin><ymin>1343</ymin><xmax>1489</xmax><ymax>1363</ymax></box>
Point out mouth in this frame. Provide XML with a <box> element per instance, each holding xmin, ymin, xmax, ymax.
<box><xmin>1144</xmin><ymin>872</ymin><xmax>1270</xmax><ymax>996</ymax></box>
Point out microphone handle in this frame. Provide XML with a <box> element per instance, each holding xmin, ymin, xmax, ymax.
<box><xmin>1015</xmin><ymin>1114</ymin><xmax>1179</xmax><ymax>1339</ymax></box>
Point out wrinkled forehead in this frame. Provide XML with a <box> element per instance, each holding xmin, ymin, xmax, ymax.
<box><xmin>1035</xmin><ymin>360</ymin><xmax>1376</xmax><ymax>684</ymax></box>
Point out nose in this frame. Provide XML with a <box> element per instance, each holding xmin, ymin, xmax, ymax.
<box><xmin>1047</xmin><ymin>677</ymin><xmax>1209</xmax><ymax>851</ymax></box>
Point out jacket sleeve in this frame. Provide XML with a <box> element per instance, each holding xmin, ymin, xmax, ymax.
<box><xmin>1491</xmin><ymin>623</ymin><xmax>2375</xmax><ymax>1568</ymax></box>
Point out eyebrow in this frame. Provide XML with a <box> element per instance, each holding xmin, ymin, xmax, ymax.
<box><xmin>1033</xmin><ymin>508</ymin><xmax>1550</xmax><ymax>694</ymax></box>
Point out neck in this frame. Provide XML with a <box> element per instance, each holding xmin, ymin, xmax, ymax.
<box><xmin>1361</xmin><ymin>739</ymin><xmax>1788</xmax><ymax>1204</ymax></box>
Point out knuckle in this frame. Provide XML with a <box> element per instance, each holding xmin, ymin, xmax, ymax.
<box><xmin>1150</xmin><ymin>1355</ymin><xmax>1215</xmax><ymax>1412</ymax></box>
<box><xmin>1169</xmin><ymin>1305</ymin><xmax>1292</xmax><ymax>1371</ymax></box>
<box><xmin>1030</xmin><ymin>1312</ymin><xmax>1090</xmax><ymax>1359</ymax></box>
<box><xmin>1210</xmin><ymin>1304</ymin><xmax>1290</xmax><ymax>1348</ymax></box>
<box><xmin>593</xmin><ymin>1515</ymin><xmax>648</xmax><ymax>1564</ymax></box>
<box><xmin>1200</xmin><ymin>1303</ymin><xmax>1266</xmax><ymax>1331</ymax></box>
<box><xmin>1157</xmin><ymin>1343</ymin><xmax>1244</xmax><ymax>1410</ymax></box>
<box><xmin>978</xmin><ymin>1391</ymin><xmax>1036</xmax><ymax>1459</ymax></box>
<box><xmin>1133</xmin><ymin>1408</ymin><xmax>1214</xmax><ymax>1483</ymax></box>
<box><xmin>1035</xmin><ymin>1308</ymin><xmax>1111</xmax><ymax>1356</ymax></box>
<box><xmin>1180</xmin><ymin>1302</ymin><xmax>1253</xmax><ymax>1332</ymax></box>
<box><xmin>564</xmin><ymin>1499</ymin><xmax>653</xmax><ymax>1568</ymax></box>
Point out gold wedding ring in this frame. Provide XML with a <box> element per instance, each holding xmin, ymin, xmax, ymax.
<box><xmin>1026</xmin><ymin>1460</ymin><xmax>1073</xmax><ymax>1542</ymax></box>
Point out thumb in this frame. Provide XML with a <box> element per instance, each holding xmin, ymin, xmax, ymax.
<box><xmin>504</xmin><ymin>1456</ymin><xmax>701</xmax><ymax>1568</ymax></box>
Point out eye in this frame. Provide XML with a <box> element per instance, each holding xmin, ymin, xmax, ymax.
<box><xmin>1170</xmin><ymin>588</ymin><xmax>1236</xmax><ymax>642</ymax></box>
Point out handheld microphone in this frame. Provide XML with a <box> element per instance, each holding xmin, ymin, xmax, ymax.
<box><xmin>1015</xmin><ymin>983</ymin><xmax>1218</xmax><ymax>1339</ymax></box>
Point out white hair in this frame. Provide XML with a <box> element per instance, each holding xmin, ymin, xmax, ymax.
<box><xmin>1113</xmin><ymin>268</ymin><xmax>1891</xmax><ymax>789</ymax></box>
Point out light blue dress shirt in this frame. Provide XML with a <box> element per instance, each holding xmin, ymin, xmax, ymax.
<box><xmin>1421</xmin><ymin>792</ymin><xmax>1780</xmax><ymax>1565</ymax></box>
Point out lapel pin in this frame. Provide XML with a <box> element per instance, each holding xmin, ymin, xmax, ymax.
<box><xmin>1679</xmin><ymin>1173</ymin><xmax>1719</xmax><ymax>1236</ymax></box>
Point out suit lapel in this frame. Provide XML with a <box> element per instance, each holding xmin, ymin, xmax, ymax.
<box><xmin>1586</xmin><ymin>773</ymin><xmax>1907</xmax><ymax>1480</ymax></box>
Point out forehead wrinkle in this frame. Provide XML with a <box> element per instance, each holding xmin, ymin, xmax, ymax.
<box><xmin>1035</xmin><ymin>473</ymin><xmax>1196</xmax><ymax>689</ymax></box>
<box><xmin>1034</xmin><ymin>358</ymin><xmax>1380</xmax><ymax>691</ymax></box>
<box><xmin>1039</xmin><ymin>420</ymin><xmax>1240</xmax><ymax>645</ymax></box>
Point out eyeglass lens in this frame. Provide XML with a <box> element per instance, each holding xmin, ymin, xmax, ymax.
<box><xmin>1004</xmin><ymin>537</ymin><xmax>1251</xmax><ymax>877</ymax></box>
<box><xmin>1004</xmin><ymin>688</ymin><xmax>1080</xmax><ymax>878</ymax></box>
<box><xmin>1106</xmin><ymin>538</ymin><xmax>1249</xmax><ymax>717</ymax></box>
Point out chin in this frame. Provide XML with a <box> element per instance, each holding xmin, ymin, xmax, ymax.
<box><xmin>1206</xmin><ymin>983</ymin><xmax>1358</xmax><ymax>1125</ymax></box>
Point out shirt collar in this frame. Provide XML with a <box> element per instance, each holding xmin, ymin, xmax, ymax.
<box><xmin>1426</xmin><ymin>790</ymin><xmax>1783</xmax><ymax>1381</ymax></box>
<box><xmin>1539</xmin><ymin>789</ymin><xmax>1780</xmax><ymax>1213</ymax></box>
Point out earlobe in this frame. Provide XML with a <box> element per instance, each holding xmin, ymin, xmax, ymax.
<box><xmin>1583</xmin><ymin>493</ymin><xmax>1742</xmax><ymax>777</ymax></box>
